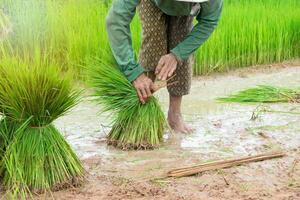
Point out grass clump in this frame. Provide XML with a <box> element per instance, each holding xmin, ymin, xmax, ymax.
<box><xmin>88</xmin><ymin>57</ymin><xmax>166</xmax><ymax>150</ymax></box>
<box><xmin>218</xmin><ymin>85</ymin><xmax>300</xmax><ymax>103</ymax></box>
<box><xmin>0</xmin><ymin>58</ymin><xmax>84</xmax><ymax>198</ymax></box>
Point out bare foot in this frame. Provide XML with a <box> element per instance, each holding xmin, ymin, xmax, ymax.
<box><xmin>168</xmin><ymin>111</ymin><xmax>194</xmax><ymax>134</ymax></box>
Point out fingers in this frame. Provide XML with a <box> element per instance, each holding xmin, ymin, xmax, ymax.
<box><xmin>140</xmin><ymin>87</ymin><xmax>148</xmax><ymax>99</ymax></box>
<box><xmin>168</xmin><ymin>65</ymin><xmax>176</xmax><ymax>77</ymax></box>
<box><xmin>137</xmin><ymin>83</ymin><xmax>153</xmax><ymax>104</ymax></box>
<box><xmin>136</xmin><ymin>89</ymin><xmax>145</xmax><ymax>104</ymax></box>
<box><xmin>159</xmin><ymin>61</ymin><xmax>176</xmax><ymax>80</ymax></box>
<box><xmin>155</xmin><ymin>58</ymin><xmax>165</xmax><ymax>75</ymax></box>
<box><xmin>162</xmin><ymin>70</ymin><xmax>169</xmax><ymax>81</ymax></box>
<box><xmin>132</xmin><ymin>74</ymin><xmax>154</xmax><ymax>104</ymax></box>
<box><xmin>145</xmin><ymin>84</ymin><xmax>152</xmax><ymax>98</ymax></box>
<box><xmin>158</xmin><ymin>64</ymin><xmax>167</xmax><ymax>80</ymax></box>
<box><xmin>156</xmin><ymin>54</ymin><xmax>177</xmax><ymax>81</ymax></box>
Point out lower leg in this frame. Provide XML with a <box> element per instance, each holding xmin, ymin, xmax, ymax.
<box><xmin>168</xmin><ymin>95</ymin><xmax>194</xmax><ymax>133</ymax></box>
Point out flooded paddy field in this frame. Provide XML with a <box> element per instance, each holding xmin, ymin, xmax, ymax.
<box><xmin>51</xmin><ymin>64</ymin><xmax>299</xmax><ymax>199</ymax></box>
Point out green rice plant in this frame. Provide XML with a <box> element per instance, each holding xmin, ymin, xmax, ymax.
<box><xmin>0</xmin><ymin>9</ymin><xmax>12</xmax><ymax>40</ymax></box>
<box><xmin>0</xmin><ymin>118</ymin><xmax>35</xmax><ymax>199</ymax></box>
<box><xmin>0</xmin><ymin>117</ymin><xmax>28</xmax><ymax>179</ymax></box>
<box><xmin>218</xmin><ymin>85</ymin><xmax>300</xmax><ymax>103</ymax></box>
<box><xmin>0</xmin><ymin>58</ymin><xmax>84</xmax><ymax>198</ymax></box>
<box><xmin>0</xmin><ymin>117</ymin><xmax>16</xmax><ymax>163</ymax></box>
<box><xmin>87</xmin><ymin>56</ymin><xmax>166</xmax><ymax>150</ymax></box>
<box><xmin>0</xmin><ymin>0</ymin><xmax>111</xmax><ymax>76</ymax></box>
<box><xmin>1</xmin><ymin>0</ymin><xmax>299</xmax><ymax>77</ymax></box>
<box><xmin>0</xmin><ymin>116</ymin><xmax>9</xmax><ymax>169</ymax></box>
<box><xmin>194</xmin><ymin>0</ymin><xmax>300</xmax><ymax>75</ymax></box>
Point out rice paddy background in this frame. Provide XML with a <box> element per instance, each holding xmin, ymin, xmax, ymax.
<box><xmin>0</xmin><ymin>0</ymin><xmax>299</xmax><ymax>77</ymax></box>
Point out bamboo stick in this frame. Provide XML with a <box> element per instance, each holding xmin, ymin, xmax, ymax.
<box><xmin>167</xmin><ymin>152</ymin><xmax>285</xmax><ymax>178</ymax></box>
<box><xmin>152</xmin><ymin>79</ymin><xmax>178</xmax><ymax>92</ymax></box>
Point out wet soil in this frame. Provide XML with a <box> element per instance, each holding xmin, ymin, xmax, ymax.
<box><xmin>3</xmin><ymin>62</ymin><xmax>300</xmax><ymax>199</ymax></box>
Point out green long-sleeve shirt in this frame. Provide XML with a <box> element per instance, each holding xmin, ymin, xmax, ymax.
<box><xmin>106</xmin><ymin>0</ymin><xmax>223</xmax><ymax>82</ymax></box>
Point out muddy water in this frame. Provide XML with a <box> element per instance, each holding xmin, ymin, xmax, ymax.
<box><xmin>55</xmin><ymin>66</ymin><xmax>300</xmax><ymax>161</ymax></box>
<box><xmin>51</xmin><ymin>66</ymin><xmax>300</xmax><ymax>199</ymax></box>
<box><xmin>0</xmin><ymin>65</ymin><xmax>299</xmax><ymax>200</ymax></box>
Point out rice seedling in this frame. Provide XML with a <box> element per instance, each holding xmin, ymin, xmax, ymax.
<box><xmin>87</xmin><ymin>57</ymin><xmax>166</xmax><ymax>150</ymax></box>
<box><xmin>0</xmin><ymin>58</ymin><xmax>84</xmax><ymax>198</ymax></box>
<box><xmin>0</xmin><ymin>116</ymin><xmax>28</xmax><ymax>179</ymax></box>
<box><xmin>0</xmin><ymin>9</ymin><xmax>12</xmax><ymax>40</ymax></box>
<box><xmin>0</xmin><ymin>0</ymin><xmax>299</xmax><ymax>77</ymax></box>
<box><xmin>0</xmin><ymin>116</ymin><xmax>8</xmax><ymax>168</ymax></box>
<box><xmin>218</xmin><ymin>85</ymin><xmax>300</xmax><ymax>103</ymax></box>
<box><xmin>0</xmin><ymin>117</ymin><xmax>15</xmax><ymax>163</ymax></box>
<box><xmin>194</xmin><ymin>0</ymin><xmax>300</xmax><ymax>75</ymax></box>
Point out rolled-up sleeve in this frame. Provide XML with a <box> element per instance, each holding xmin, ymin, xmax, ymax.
<box><xmin>106</xmin><ymin>0</ymin><xmax>144</xmax><ymax>82</ymax></box>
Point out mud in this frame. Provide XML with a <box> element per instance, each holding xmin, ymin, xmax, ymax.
<box><xmin>3</xmin><ymin>63</ymin><xmax>300</xmax><ymax>199</ymax></box>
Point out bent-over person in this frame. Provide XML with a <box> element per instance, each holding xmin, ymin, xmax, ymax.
<box><xmin>106</xmin><ymin>0</ymin><xmax>223</xmax><ymax>133</ymax></box>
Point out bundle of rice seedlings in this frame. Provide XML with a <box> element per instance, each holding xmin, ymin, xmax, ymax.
<box><xmin>218</xmin><ymin>85</ymin><xmax>300</xmax><ymax>103</ymax></box>
<box><xmin>0</xmin><ymin>117</ymin><xmax>28</xmax><ymax>180</ymax></box>
<box><xmin>0</xmin><ymin>59</ymin><xmax>84</xmax><ymax>197</ymax></box>
<box><xmin>0</xmin><ymin>117</ymin><xmax>15</xmax><ymax>164</ymax></box>
<box><xmin>0</xmin><ymin>116</ymin><xmax>8</xmax><ymax>168</ymax></box>
<box><xmin>88</xmin><ymin>58</ymin><xmax>166</xmax><ymax>150</ymax></box>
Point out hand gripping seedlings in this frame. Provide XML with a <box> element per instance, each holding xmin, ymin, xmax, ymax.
<box><xmin>88</xmin><ymin>58</ymin><xmax>166</xmax><ymax>150</ymax></box>
<box><xmin>0</xmin><ymin>59</ymin><xmax>84</xmax><ymax>198</ymax></box>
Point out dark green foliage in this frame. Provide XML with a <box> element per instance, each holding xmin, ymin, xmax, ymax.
<box><xmin>218</xmin><ymin>85</ymin><xmax>300</xmax><ymax>103</ymax></box>
<box><xmin>88</xmin><ymin>58</ymin><xmax>166</xmax><ymax>150</ymax></box>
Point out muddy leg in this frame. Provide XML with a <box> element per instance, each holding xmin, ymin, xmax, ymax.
<box><xmin>167</xmin><ymin>16</ymin><xmax>194</xmax><ymax>133</ymax></box>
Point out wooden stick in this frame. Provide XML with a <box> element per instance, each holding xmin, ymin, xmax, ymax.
<box><xmin>167</xmin><ymin>152</ymin><xmax>285</xmax><ymax>178</ymax></box>
<box><xmin>152</xmin><ymin>80</ymin><xmax>178</xmax><ymax>92</ymax></box>
<box><xmin>169</xmin><ymin>152</ymin><xmax>282</xmax><ymax>174</ymax></box>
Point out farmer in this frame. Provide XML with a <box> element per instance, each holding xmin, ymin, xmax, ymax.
<box><xmin>106</xmin><ymin>0</ymin><xmax>223</xmax><ymax>133</ymax></box>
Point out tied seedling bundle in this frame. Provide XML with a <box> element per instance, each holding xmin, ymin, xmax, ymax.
<box><xmin>0</xmin><ymin>117</ymin><xmax>17</xmax><ymax>170</ymax></box>
<box><xmin>0</xmin><ymin>117</ymin><xmax>5</xmax><ymax>162</ymax></box>
<box><xmin>88</xmin><ymin>58</ymin><xmax>166</xmax><ymax>150</ymax></box>
<box><xmin>0</xmin><ymin>117</ymin><xmax>12</xmax><ymax>171</ymax></box>
<box><xmin>218</xmin><ymin>85</ymin><xmax>300</xmax><ymax>103</ymax></box>
<box><xmin>0</xmin><ymin>59</ymin><xmax>84</xmax><ymax>198</ymax></box>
